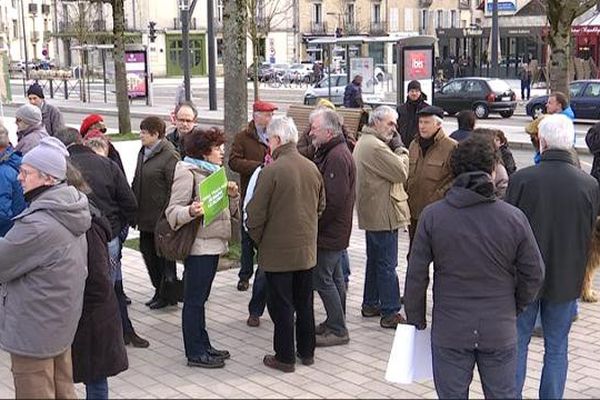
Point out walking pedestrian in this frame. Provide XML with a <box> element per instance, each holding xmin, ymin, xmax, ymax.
<box><xmin>343</xmin><ymin>75</ymin><xmax>364</xmax><ymax>108</ymax></box>
<box><xmin>229</xmin><ymin>101</ymin><xmax>277</xmax><ymax>291</ymax></box>
<box><xmin>166</xmin><ymin>127</ymin><xmax>240</xmax><ymax>369</ymax></box>
<box><xmin>308</xmin><ymin>107</ymin><xmax>356</xmax><ymax>346</ymax></box>
<box><xmin>353</xmin><ymin>106</ymin><xmax>409</xmax><ymax>329</ymax></box>
<box><xmin>396</xmin><ymin>80</ymin><xmax>429</xmax><ymax>147</ymax></box>
<box><xmin>506</xmin><ymin>114</ymin><xmax>600</xmax><ymax>399</ymax></box>
<box><xmin>14</xmin><ymin>103</ymin><xmax>48</xmax><ymax>155</ymax></box>
<box><xmin>27</xmin><ymin>82</ymin><xmax>64</xmax><ymax>136</ymax></box>
<box><xmin>0</xmin><ymin>137</ymin><xmax>90</xmax><ymax>399</ymax></box>
<box><xmin>519</xmin><ymin>63</ymin><xmax>532</xmax><ymax>101</ymax></box>
<box><xmin>132</xmin><ymin>116</ymin><xmax>181</xmax><ymax>309</ymax></box>
<box><xmin>0</xmin><ymin>124</ymin><xmax>25</xmax><ymax>237</ymax></box>
<box><xmin>246</xmin><ymin>116</ymin><xmax>325</xmax><ymax>373</ymax></box>
<box><xmin>404</xmin><ymin>135</ymin><xmax>544</xmax><ymax>399</ymax></box>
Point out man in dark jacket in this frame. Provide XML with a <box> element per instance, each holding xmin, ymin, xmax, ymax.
<box><xmin>166</xmin><ymin>101</ymin><xmax>197</xmax><ymax>157</ymax></box>
<box><xmin>449</xmin><ymin>110</ymin><xmax>476</xmax><ymax>142</ymax></box>
<box><xmin>308</xmin><ymin>108</ymin><xmax>356</xmax><ymax>347</ymax></box>
<box><xmin>404</xmin><ymin>135</ymin><xmax>544</xmax><ymax>399</ymax></box>
<box><xmin>0</xmin><ymin>125</ymin><xmax>25</xmax><ymax>237</ymax></box>
<box><xmin>229</xmin><ymin>101</ymin><xmax>277</xmax><ymax>291</ymax></box>
<box><xmin>132</xmin><ymin>117</ymin><xmax>180</xmax><ymax>309</ymax></box>
<box><xmin>343</xmin><ymin>75</ymin><xmax>364</xmax><ymax>108</ymax></box>
<box><xmin>506</xmin><ymin>114</ymin><xmax>600</xmax><ymax>399</ymax></box>
<box><xmin>396</xmin><ymin>80</ymin><xmax>429</xmax><ymax>147</ymax></box>
<box><xmin>27</xmin><ymin>82</ymin><xmax>64</xmax><ymax>136</ymax></box>
<box><xmin>585</xmin><ymin>121</ymin><xmax>600</xmax><ymax>184</ymax></box>
<box><xmin>55</xmin><ymin>127</ymin><xmax>150</xmax><ymax>348</ymax></box>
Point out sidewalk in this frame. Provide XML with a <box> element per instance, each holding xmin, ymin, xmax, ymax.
<box><xmin>1</xmin><ymin>218</ymin><xmax>599</xmax><ymax>398</ymax></box>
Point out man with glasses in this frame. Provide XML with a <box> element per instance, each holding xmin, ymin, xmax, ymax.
<box><xmin>167</xmin><ymin>101</ymin><xmax>198</xmax><ymax>158</ymax></box>
<box><xmin>229</xmin><ymin>101</ymin><xmax>277</xmax><ymax>294</ymax></box>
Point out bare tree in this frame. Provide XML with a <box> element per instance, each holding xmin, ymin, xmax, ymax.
<box><xmin>247</xmin><ymin>0</ymin><xmax>293</xmax><ymax>100</ymax></box>
<box><xmin>546</xmin><ymin>0</ymin><xmax>596</xmax><ymax>95</ymax></box>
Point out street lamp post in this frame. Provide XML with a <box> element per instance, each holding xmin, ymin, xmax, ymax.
<box><xmin>20</xmin><ymin>0</ymin><xmax>30</xmax><ymax>81</ymax></box>
<box><xmin>179</xmin><ymin>0</ymin><xmax>191</xmax><ymax>101</ymax></box>
<box><xmin>491</xmin><ymin>0</ymin><xmax>499</xmax><ymax>78</ymax></box>
<box><xmin>207</xmin><ymin>0</ymin><xmax>217</xmax><ymax>110</ymax></box>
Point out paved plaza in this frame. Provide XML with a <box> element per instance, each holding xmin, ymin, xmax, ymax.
<box><xmin>1</xmin><ymin>217</ymin><xmax>600</xmax><ymax>399</ymax></box>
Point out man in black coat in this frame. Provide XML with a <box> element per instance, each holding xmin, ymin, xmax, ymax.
<box><xmin>397</xmin><ymin>80</ymin><xmax>429</xmax><ymax>147</ymax></box>
<box><xmin>404</xmin><ymin>135</ymin><xmax>544</xmax><ymax>399</ymax></box>
<box><xmin>506</xmin><ymin>114</ymin><xmax>600</xmax><ymax>400</ymax></box>
<box><xmin>585</xmin><ymin>121</ymin><xmax>600</xmax><ymax>184</ymax></box>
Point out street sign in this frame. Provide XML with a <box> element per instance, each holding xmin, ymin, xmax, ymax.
<box><xmin>125</xmin><ymin>50</ymin><xmax>148</xmax><ymax>99</ymax></box>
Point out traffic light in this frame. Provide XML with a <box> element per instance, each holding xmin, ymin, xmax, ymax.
<box><xmin>148</xmin><ymin>21</ymin><xmax>157</xmax><ymax>43</ymax></box>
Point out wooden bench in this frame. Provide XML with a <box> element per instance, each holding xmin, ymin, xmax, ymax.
<box><xmin>286</xmin><ymin>104</ymin><xmax>366</xmax><ymax>138</ymax></box>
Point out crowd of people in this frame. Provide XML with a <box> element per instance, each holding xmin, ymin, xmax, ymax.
<box><xmin>0</xmin><ymin>79</ymin><xmax>599</xmax><ymax>399</ymax></box>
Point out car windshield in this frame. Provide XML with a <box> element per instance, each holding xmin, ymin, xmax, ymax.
<box><xmin>317</xmin><ymin>75</ymin><xmax>342</xmax><ymax>87</ymax></box>
<box><xmin>487</xmin><ymin>79</ymin><xmax>511</xmax><ymax>93</ymax></box>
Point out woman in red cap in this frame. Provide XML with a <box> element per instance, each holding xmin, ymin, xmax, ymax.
<box><xmin>80</xmin><ymin>114</ymin><xmax>125</xmax><ymax>174</ymax></box>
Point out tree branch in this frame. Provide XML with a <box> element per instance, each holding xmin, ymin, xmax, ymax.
<box><xmin>577</xmin><ymin>0</ymin><xmax>597</xmax><ymax>17</ymax></box>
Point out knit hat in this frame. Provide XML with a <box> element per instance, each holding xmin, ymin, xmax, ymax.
<box><xmin>15</xmin><ymin>104</ymin><xmax>43</xmax><ymax>126</ymax></box>
<box><xmin>22</xmin><ymin>137</ymin><xmax>69</xmax><ymax>180</ymax></box>
<box><xmin>27</xmin><ymin>83</ymin><xmax>45</xmax><ymax>99</ymax></box>
<box><xmin>407</xmin><ymin>80</ymin><xmax>422</xmax><ymax>92</ymax></box>
<box><xmin>80</xmin><ymin>114</ymin><xmax>104</xmax><ymax>136</ymax></box>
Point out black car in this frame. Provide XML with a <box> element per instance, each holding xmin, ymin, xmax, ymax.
<box><xmin>525</xmin><ymin>80</ymin><xmax>600</xmax><ymax>120</ymax></box>
<box><xmin>433</xmin><ymin>77</ymin><xmax>517</xmax><ymax>119</ymax></box>
<box><xmin>247</xmin><ymin>62</ymin><xmax>273</xmax><ymax>81</ymax></box>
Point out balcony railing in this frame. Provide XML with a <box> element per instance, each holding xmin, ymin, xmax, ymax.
<box><xmin>369</xmin><ymin>20</ymin><xmax>388</xmax><ymax>35</ymax></box>
<box><xmin>344</xmin><ymin>22</ymin><xmax>360</xmax><ymax>35</ymax></box>
<box><xmin>311</xmin><ymin>21</ymin><xmax>328</xmax><ymax>34</ymax></box>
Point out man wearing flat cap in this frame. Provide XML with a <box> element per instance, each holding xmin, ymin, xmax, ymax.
<box><xmin>406</xmin><ymin>105</ymin><xmax>456</xmax><ymax>250</ymax></box>
<box><xmin>229</xmin><ymin>101</ymin><xmax>278</xmax><ymax>292</ymax></box>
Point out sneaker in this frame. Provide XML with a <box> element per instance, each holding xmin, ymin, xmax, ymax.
<box><xmin>296</xmin><ymin>352</ymin><xmax>314</xmax><ymax>366</ymax></box>
<box><xmin>315</xmin><ymin>331</ymin><xmax>350</xmax><ymax>347</ymax></box>
<box><xmin>247</xmin><ymin>315</ymin><xmax>260</xmax><ymax>327</ymax></box>
<box><xmin>263</xmin><ymin>355</ymin><xmax>295</xmax><ymax>373</ymax></box>
<box><xmin>361</xmin><ymin>305</ymin><xmax>381</xmax><ymax>318</ymax></box>
<box><xmin>315</xmin><ymin>322</ymin><xmax>329</xmax><ymax>335</ymax></box>
<box><xmin>237</xmin><ymin>279</ymin><xmax>250</xmax><ymax>291</ymax></box>
<box><xmin>380</xmin><ymin>313</ymin><xmax>406</xmax><ymax>329</ymax></box>
<box><xmin>187</xmin><ymin>354</ymin><xmax>225</xmax><ymax>369</ymax></box>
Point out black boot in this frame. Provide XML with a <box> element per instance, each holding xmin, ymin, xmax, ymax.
<box><xmin>124</xmin><ymin>331</ymin><xmax>150</xmax><ymax>348</ymax></box>
<box><xmin>115</xmin><ymin>280</ymin><xmax>131</xmax><ymax>305</ymax></box>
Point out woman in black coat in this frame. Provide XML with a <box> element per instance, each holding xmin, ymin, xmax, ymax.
<box><xmin>67</xmin><ymin>164</ymin><xmax>128</xmax><ymax>399</ymax></box>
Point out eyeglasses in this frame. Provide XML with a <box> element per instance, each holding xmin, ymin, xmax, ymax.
<box><xmin>177</xmin><ymin>118</ymin><xmax>195</xmax><ymax>124</ymax></box>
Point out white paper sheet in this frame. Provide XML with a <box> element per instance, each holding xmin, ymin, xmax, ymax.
<box><xmin>385</xmin><ymin>324</ymin><xmax>433</xmax><ymax>384</ymax></box>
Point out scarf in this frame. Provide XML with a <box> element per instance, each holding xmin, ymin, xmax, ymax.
<box><xmin>183</xmin><ymin>156</ymin><xmax>220</xmax><ymax>173</ymax></box>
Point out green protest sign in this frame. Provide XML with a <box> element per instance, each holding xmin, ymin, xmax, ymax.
<box><xmin>198</xmin><ymin>167</ymin><xmax>229</xmax><ymax>227</ymax></box>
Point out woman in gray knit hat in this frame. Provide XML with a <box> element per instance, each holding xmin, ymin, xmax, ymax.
<box><xmin>14</xmin><ymin>104</ymin><xmax>48</xmax><ymax>155</ymax></box>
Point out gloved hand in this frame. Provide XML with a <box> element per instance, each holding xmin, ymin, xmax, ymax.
<box><xmin>388</xmin><ymin>131</ymin><xmax>403</xmax><ymax>152</ymax></box>
<box><xmin>413</xmin><ymin>322</ymin><xmax>427</xmax><ymax>331</ymax></box>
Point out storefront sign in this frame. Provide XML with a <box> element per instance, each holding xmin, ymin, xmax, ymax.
<box><xmin>485</xmin><ymin>0</ymin><xmax>517</xmax><ymax>14</ymax></box>
<box><xmin>572</xmin><ymin>26</ymin><xmax>600</xmax><ymax>34</ymax></box>
<box><xmin>125</xmin><ymin>50</ymin><xmax>148</xmax><ymax>98</ymax></box>
<box><xmin>403</xmin><ymin>47</ymin><xmax>433</xmax><ymax>102</ymax></box>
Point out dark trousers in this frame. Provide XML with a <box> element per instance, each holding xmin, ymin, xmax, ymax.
<box><xmin>432</xmin><ymin>344</ymin><xmax>517</xmax><ymax>399</ymax></box>
<box><xmin>239</xmin><ymin>227</ymin><xmax>256</xmax><ymax>281</ymax></box>
<box><xmin>265</xmin><ymin>269</ymin><xmax>315</xmax><ymax>364</ymax></box>
<box><xmin>182</xmin><ymin>255</ymin><xmax>219</xmax><ymax>359</ymax></box>
<box><xmin>139</xmin><ymin>231</ymin><xmax>177</xmax><ymax>301</ymax></box>
<box><xmin>521</xmin><ymin>80</ymin><xmax>531</xmax><ymax>101</ymax></box>
<box><xmin>248</xmin><ymin>267</ymin><xmax>267</xmax><ymax>317</ymax></box>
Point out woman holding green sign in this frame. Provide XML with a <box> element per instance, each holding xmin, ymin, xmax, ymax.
<box><xmin>165</xmin><ymin>127</ymin><xmax>240</xmax><ymax>369</ymax></box>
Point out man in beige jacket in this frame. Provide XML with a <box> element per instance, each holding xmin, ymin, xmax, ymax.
<box><xmin>353</xmin><ymin>105</ymin><xmax>410</xmax><ymax>329</ymax></box>
<box><xmin>246</xmin><ymin>116</ymin><xmax>326</xmax><ymax>373</ymax></box>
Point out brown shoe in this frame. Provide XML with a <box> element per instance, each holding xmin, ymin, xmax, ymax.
<box><xmin>361</xmin><ymin>305</ymin><xmax>381</xmax><ymax>318</ymax></box>
<box><xmin>296</xmin><ymin>352</ymin><xmax>314</xmax><ymax>366</ymax></box>
<box><xmin>263</xmin><ymin>355</ymin><xmax>295</xmax><ymax>373</ymax></box>
<box><xmin>247</xmin><ymin>315</ymin><xmax>260</xmax><ymax>327</ymax></box>
<box><xmin>380</xmin><ymin>313</ymin><xmax>406</xmax><ymax>329</ymax></box>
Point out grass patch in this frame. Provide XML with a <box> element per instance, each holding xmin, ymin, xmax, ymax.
<box><xmin>108</xmin><ymin>132</ymin><xmax>139</xmax><ymax>142</ymax></box>
<box><xmin>124</xmin><ymin>237</ymin><xmax>241</xmax><ymax>262</ymax></box>
<box><xmin>123</xmin><ymin>238</ymin><xmax>140</xmax><ymax>252</ymax></box>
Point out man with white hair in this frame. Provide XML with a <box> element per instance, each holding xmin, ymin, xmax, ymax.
<box><xmin>506</xmin><ymin>114</ymin><xmax>600</xmax><ymax>399</ymax></box>
<box><xmin>407</xmin><ymin>105</ymin><xmax>457</xmax><ymax>249</ymax></box>
<box><xmin>0</xmin><ymin>137</ymin><xmax>91</xmax><ymax>398</ymax></box>
<box><xmin>353</xmin><ymin>105</ymin><xmax>410</xmax><ymax>329</ymax></box>
<box><xmin>230</xmin><ymin>101</ymin><xmax>278</xmax><ymax>292</ymax></box>
<box><xmin>246</xmin><ymin>116</ymin><xmax>325</xmax><ymax>373</ymax></box>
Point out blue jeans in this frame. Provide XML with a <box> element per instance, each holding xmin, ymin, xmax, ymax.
<box><xmin>432</xmin><ymin>344</ymin><xmax>517</xmax><ymax>399</ymax></box>
<box><xmin>248</xmin><ymin>267</ymin><xmax>267</xmax><ymax>317</ymax></box>
<box><xmin>108</xmin><ymin>237</ymin><xmax>134</xmax><ymax>334</ymax></box>
<box><xmin>363</xmin><ymin>230</ymin><xmax>401</xmax><ymax>317</ymax></box>
<box><xmin>239</xmin><ymin>227</ymin><xmax>256</xmax><ymax>281</ymax></box>
<box><xmin>85</xmin><ymin>377</ymin><xmax>108</xmax><ymax>400</ymax></box>
<box><xmin>516</xmin><ymin>298</ymin><xmax>577</xmax><ymax>399</ymax></box>
<box><xmin>313</xmin><ymin>249</ymin><xmax>347</xmax><ymax>335</ymax></box>
<box><xmin>340</xmin><ymin>249</ymin><xmax>351</xmax><ymax>284</ymax></box>
<box><xmin>182</xmin><ymin>254</ymin><xmax>219</xmax><ymax>359</ymax></box>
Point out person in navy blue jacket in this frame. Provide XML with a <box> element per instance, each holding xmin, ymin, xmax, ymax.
<box><xmin>0</xmin><ymin>125</ymin><xmax>26</xmax><ymax>237</ymax></box>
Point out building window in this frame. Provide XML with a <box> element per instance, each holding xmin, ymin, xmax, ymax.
<box><xmin>346</xmin><ymin>3</ymin><xmax>354</xmax><ymax>25</ymax></box>
<box><xmin>450</xmin><ymin>10</ymin><xmax>457</xmax><ymax>28</ymax></box>
<box><xmin>217</xmin><ymin>0</ymin><xmax>224</xmax><ymax>21</ymax></box>
<box><xmin>217</xmin><ymin>38</ymin><xmax>224</xmax><ymax>63</ymax></box>
<box><xmin>13</xmin><ymin>19</ymin><xmax>18</xmax><ymax>38</ymax></box>
<box><xmin>436</xmin><ymin>10</ymin><xmax>443</xmax><ymax>28</ymax></box>
<box><xmin>313</xmin><ymin>3</ymin><xmax>322</xmax><ymax>23</ymax></box>
<box><xmin>373</xmin><ymin>3</ymin><xmax>381</xmax><ymax>23</ymax></box>
<box><xmin>420</xmin><ymin>9</ymin><xmax>428</xmax><ymax>32</ymax></box>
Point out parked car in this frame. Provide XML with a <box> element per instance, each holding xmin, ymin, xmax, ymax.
<box><xmin>286</xmin><ymin>63</ymin><xmax>313</xmax><ymax>80</ymax></box>
<box><xmin>303</xmin><ymin>74</ymin><xmax>383</xmax><ymax>106</ymax></box>
<box><xmin>247</xmin><ymin>62</ymin><xmax>273</xmax><ymax>81</ymax></box>
<box><xmin>433</xmin><ymin>77</ymin><xmax>517</xmax><ymax>119</ymax></box>
<box><xmin>526</xmin><ymin>80</ymin><xmax>600</xmax><ymax>120</ymax></box>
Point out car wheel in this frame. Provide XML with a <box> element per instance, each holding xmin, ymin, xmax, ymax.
<box><xmin>473</xmin><ymin>103</ymin><xmax>489</xmax><ymax>119</ymax></box>
<box><xmin>499</xmin><ymin>110</ymin><xmax>514</xmax><ymax>118</ymax></box>
<box><xmin>531</xmin><ymin>104</ymin><xmax>545</xmax><ymax>119</ymax></box>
